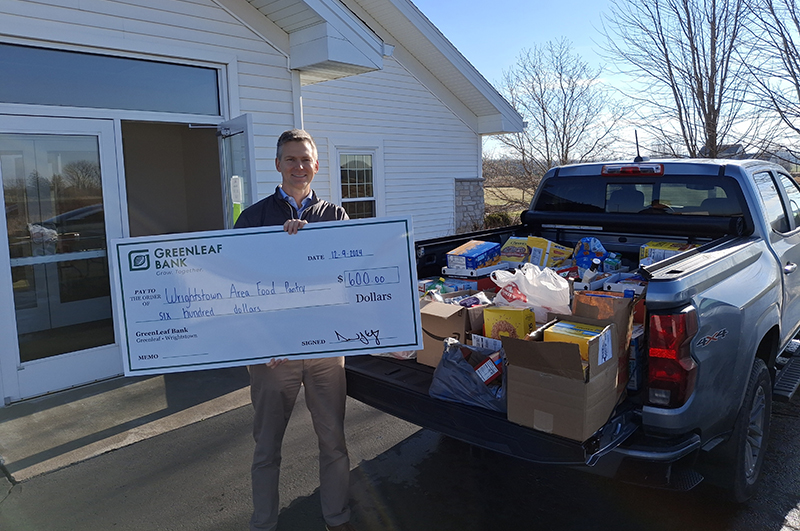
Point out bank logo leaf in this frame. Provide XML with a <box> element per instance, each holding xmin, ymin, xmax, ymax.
<box><xmin>128</xmin><ymin>250</ymin><xmax>151</xmax><ymax>271</ymax></box>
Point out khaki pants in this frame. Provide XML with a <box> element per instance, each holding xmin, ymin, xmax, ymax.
<box><xmin>249</xmin><ymin>357</ymin><xmax>351</xmax><ymax>531</ymax></box>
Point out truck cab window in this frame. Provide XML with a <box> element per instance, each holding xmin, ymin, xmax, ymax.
<box><xmin>754</xmin><ymin>171</ymin><xmax>790</xmax><ymax>233</ymax></box>
<box><xmin>776</xmin><ymin>172</ymin><xmax>800</xmax><ymax>230</ymax></box>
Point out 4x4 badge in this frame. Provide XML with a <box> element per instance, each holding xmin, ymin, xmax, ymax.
<box><xmin>697</xmin><ymin>328</ymin><xmax>728</xmax><ymax>347</ymax></box>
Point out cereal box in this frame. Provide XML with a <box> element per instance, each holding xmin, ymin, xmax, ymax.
<box><xmin>446</xmin><ymin>240</ymin><xmax>502</xmax><ymax>270</ymax></box>
<box><xmin>527</xmin><ymin>237</ymin><xmax>573</xmax><ymax>268</ymax></box>
<box><xmin>483</xmin><ymin>306</ymin><xmax>538</xmax><ymax>340</ymax></box>
<box><xmin>542</xmin><ymin>320</ymin><xmax>607</xmax><ymax>363</ymax></box>
<box><xmin>639</xmin><ymin>241</ymin><xmax>698</xmax><ymax>266</ymax></box>
<box><xmin>500</xmin><ymin>237</ymin><xmax>531</xmax><ymax>263</ymax></box>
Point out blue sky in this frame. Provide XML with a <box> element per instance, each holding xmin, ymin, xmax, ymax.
<box><xmin>411</xmin><ymin>0</ymin><xmax>612</xmax><ymax>89</ymax></box>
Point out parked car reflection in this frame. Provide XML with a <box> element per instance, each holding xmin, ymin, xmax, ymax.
<box><xmin>39</xmin><ymin>203</ymin><xmax>106</xmax><ymax>254</ymax></box>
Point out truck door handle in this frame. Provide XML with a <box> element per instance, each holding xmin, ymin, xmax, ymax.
<box><xmin>786</xmin><ymin>262</ymin><xmax>798</xmax><ymax>274</ymax></box>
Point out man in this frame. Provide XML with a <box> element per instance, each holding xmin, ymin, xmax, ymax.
<box><xmin>234</xmin><ymin>129</ymin><xmax>356</xmax><ymax>531</ymax></box>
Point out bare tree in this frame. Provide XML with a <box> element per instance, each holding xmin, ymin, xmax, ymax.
<box><xmin>61</xmin><ymin>160</ymin><xmax>101</xmax><ymax>190</ymax></box>
<box><xmin>601</xmin><ymin>0</ymin><xmax>774</xmax><ymax>158</ymax></box>
<box><xmin>489</xmin><ymin>39</ymin><xmax>626</xmax><ymax>212</ymax></box>
<box><xmin>744</xmin><ymin>0</ymin><xmax>800</xmax><ymax>160</ymax></box>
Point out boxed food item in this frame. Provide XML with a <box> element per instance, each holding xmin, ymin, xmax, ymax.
<box><xmin>528</xmin><ymin>237</ymin><xmax>573</xmax><ymax>268</ymax></box>
<box><xmin>602</xmin><ymin>272</ymin><xmax>648</xmax><ymax>296</ymax></box>
<box><xmin>503</xmin><ymin>314</ymin><xmax>618</xmax><ymax>442</ymax></box>
<box><xmin>466</xmin><ymin>350</ymin><xmax>504</xmax><ymax>385</ymax></box>
<box><xmin>556</xmin><ymin>263</ymin><xmax>580</xmax><ymax>281</ymax></box>
<box><xmin>627</xmin><ymin>324</ymin><xmax>646</xmax><ymax>391</ymax></box>
<box><xmin>483</xmin><ymin>306</ymin><xmax>538</xmax><ymax>340</ymax></box>
<box><xmin>571</xmin><ymin>290</ymin><xmax>636</xmax><ymax>392</ymax></box>
<box><xmin>603</xmin><ymin>253</ymin><xmax>622</xmax><ymax>272</ymax></box>
<box><xmin>443</xmin><ymin>278</ymin><xmax>478</xmax><ymax>293</ymax></box>
<box><xmin>500</xmin><ymin>237</ymin><xmax>531</xmax><ymax>263</ymax></box>
<box><xmin>572</xmin><ymin>271</ymin><xmax>619</xmax><ymax>292</ymax></box>
<box><xmin>639</xmin><ymin>241</ymin><xmax>698</xmax><ymax>266</ymax></box>
<box><xmin>418</xmin><ymin>277</ymin><xmax>439</xmax><ymax>295</ymax></box>
<box><xmin>446</xmin><ymin>240</ymin><xmax>501</xmax><ymax>270</ymax></box>
<box><xmin>419</xmin><ymin>277</ymin><xmax>478</xmax><ymax>295</ymax></box>
<box><xmin>542</xmin><ymin>320</ymin><xmax>607</xmax><ymax>363</ymax></box>
<box><xmin>471</xmin><ymin>334</ymin><xmax>503</xmax><ymax>351</ymax></box>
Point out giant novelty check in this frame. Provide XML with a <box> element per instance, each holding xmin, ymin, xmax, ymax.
<box><xmin>111</xmin><ymin>217</ymin><xmax>423</xmax><ymax>376</ymax></box>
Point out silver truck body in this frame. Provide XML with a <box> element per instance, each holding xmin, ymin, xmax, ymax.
<box><xmin>346</xmin><ymin>158</ymin><xmax>800</xmax><ymax>500</ymax></box>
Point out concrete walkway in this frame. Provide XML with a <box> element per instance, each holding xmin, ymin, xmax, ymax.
<box><xmin>0</xmin><ymin>367</ymin><xmax>251</xmax><ymax>483</ymax></box>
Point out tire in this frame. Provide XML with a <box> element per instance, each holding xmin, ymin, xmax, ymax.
<box><xmin>714</xmin><ymin>358</ymin><xmax>772</xmax><ymax>503</ymax></box>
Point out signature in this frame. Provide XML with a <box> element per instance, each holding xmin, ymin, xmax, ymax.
<box><xmin>335</xmin><ymin>329</ymin><xmax>381</xmax><ymax>346</ymax></box>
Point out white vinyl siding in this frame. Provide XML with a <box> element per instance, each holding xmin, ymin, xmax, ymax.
<box><xmin>0</xmin><ymin>0</ymin><xmax>299</xmax><ymax>201</ymax></box>
<box><xmin>303</xmin><ymin>58</ymin><xmax>481</xmax><ymax>240</ymax></box>
<box><xmin>0</xmin><ymin>0</ymin><xmax>486</xmax><ymax>236</ymax></box>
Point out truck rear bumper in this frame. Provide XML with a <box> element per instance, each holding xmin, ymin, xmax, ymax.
<box><xmin>346</xmin><ymin>356</ymin><xmax>704</xmax><ymax>490</ymax></box>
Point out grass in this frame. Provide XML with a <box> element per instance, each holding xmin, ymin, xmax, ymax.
<box><xmin>484</xmin><ymin>186</ymin><xmax>530</xmax><ymax>207</ymax></box>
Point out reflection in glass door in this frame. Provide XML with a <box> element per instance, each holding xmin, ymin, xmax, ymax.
<box><xmin>2</xmin><ymin>134</ymin><xmax>114</xmax><ymax>363</ymax></box>
<box><xmin>218</xmin><ymin>114</ymin><xmax>255</xmax><ymax>228</ymax></box>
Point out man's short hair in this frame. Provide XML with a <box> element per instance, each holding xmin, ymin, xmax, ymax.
<box><xmin>276</xmin><ymin>129</ymin><xmax>318</xmax><ymax>160</ymax></box>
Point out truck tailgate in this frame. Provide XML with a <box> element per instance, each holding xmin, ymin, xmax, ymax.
<box><xmin>345</xmin><ymin>355</ymin><xmax>587</xmax><ymax>465</ymax></box>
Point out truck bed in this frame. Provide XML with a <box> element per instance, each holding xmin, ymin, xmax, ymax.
<box><xmin>345</xmin><ymin>354</ymin><xmax>709</xmax><ymax>490</ymax></box>
<box><xmin>345</xmin><ymin>354</ymin><xmax>587</xmax><ymax>465</ymax></box>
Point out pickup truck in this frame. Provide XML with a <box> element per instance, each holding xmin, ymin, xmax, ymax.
<box><xmin>345</xmin><ymin>158</ymin><xmax>800</xmax><ymax>502</ymax></box>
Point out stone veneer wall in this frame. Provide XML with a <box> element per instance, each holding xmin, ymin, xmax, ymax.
<box><xmin>455</xmin><ymin>177</ymin><xmax>485</xmax><ymax>234</ymax></box>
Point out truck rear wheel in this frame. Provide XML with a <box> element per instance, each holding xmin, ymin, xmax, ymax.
<box><xmin>715</xmin><ymin>358</ymin><xmax>771</xmax><ymax>503</ymax></box>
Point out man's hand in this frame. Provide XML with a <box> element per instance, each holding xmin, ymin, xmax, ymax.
<box><xmin>283</xmin><ymin>219</ymin><xmax>308</xmax><ymax>235</ymax></box>
<box><xmin>265</xmin><ymin>358</ymin><xmax>288</xmax><ymax>369</ymax></box>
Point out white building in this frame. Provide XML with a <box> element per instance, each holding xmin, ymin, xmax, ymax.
<box><xmin>0</xmin><ymin>0</ymin><xmax>523</xmax><ymax>405</ymax></box>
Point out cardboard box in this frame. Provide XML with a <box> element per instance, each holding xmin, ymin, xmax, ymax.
<box><xmin>418</xmin><ymin>290</ymin><xmax>489</xmax><ymax>367</ymax></box>
<box><xmin>446</xmin><ymin>240</ymin><xmax>501</xmax><ymax>270</ymax></box>
<box><xmin>484</xmin><ymin>306</ymin><xmax>538</xmax><ymax>340</ymax></box>
<box><xmin>503</xmin><ymin>314</ymin><xmax>618</xmax><ymax>442</ymax></box>
<box><xmin>528</xmin><ymin>237</ymin><xmax>573</xmax><ymax>268</ymax></box>
<box><xmin>418</xmin><ymin>298</ymin><xmax>471</xmax><ymax>368</ymax></box>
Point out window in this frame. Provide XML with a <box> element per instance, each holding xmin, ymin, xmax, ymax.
<box><xmin>754</xmin><ymin>171</ymin><xmax>789</xmax><ymax>233</ymax></box>
<box><xmin>340</xmin><ymin>153</ymin><xmax>375</xmax><ymax>219</ymax></box>
<box><xmin>536</xmin><ymin>175</ymin><xmax>745</xmax><ymax>216</ymax></box>
<box><xmin>777</xmin><ymin>172</ymin><xmax>800</xmax><ymax>230</ymax></box>
<box><xmin>0</xmin><ymin>43</ymin><xmax>220</xmax><ymax>115</ymax></box>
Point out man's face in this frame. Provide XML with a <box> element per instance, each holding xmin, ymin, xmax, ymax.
<box><xmin>276</xmin><ymin>140</ymin><xmax>318</xmax><ymax>197</ymax></box>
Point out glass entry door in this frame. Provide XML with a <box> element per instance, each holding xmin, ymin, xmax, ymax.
<box><xmin>0</xmin><ymin>116</ymin><xmax>123</xmax><ymax>403</ymax></box>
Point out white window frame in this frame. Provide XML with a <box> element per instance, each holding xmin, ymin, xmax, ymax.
<box><xmin>328</xmin><ymin>137</ymin><xmax>385</xmax><ymax>218</ymax></box>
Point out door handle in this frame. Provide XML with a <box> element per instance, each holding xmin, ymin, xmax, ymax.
<box><xmin>785</xmin><ymin>262</ymin><xmax>798</xmax><ymax>274</ymax></box>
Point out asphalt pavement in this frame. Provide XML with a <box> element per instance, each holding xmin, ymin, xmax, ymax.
<box><xmin>0</xmin><ymin>366</ymin><xmax>423</xmax><ymax>531</ymax></box>
<box><xmin>2</xmin><ymin>366</ymin><xmax>800</xmax><ymax>531</ymax></box>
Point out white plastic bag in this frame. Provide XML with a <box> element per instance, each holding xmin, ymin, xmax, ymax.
<box><xmin>490</xmin><ymin>263</ymin><xmax>571</xmax><ymax>322</ymax></box>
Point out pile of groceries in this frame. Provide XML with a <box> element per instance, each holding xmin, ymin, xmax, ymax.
<box><xmin>412</xmin><ymin>235</ymin><xmax>697</xmax><ymax>442</ymax></box>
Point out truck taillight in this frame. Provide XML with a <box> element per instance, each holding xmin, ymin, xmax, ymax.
<box><xmin>647</xmin><ymin>309</ymin><xmax>698</xmax><ymax>408</ymax></box>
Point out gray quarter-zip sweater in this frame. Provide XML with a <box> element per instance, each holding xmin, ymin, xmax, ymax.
<box><xmin>233</xmin><ymin>186</ymin><xmax>348</xmax><ymax>229</ymax></box>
